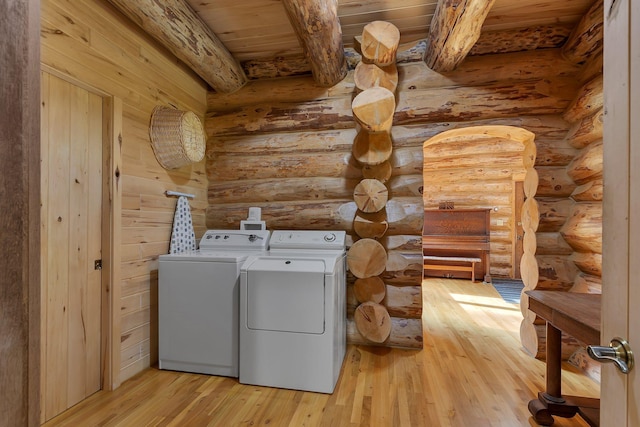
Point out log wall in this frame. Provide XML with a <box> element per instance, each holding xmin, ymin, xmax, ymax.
<box><xmin>42</xmin><ymin>0</ymin><xmax>209</xmax><ymax>384</ymax></box>
<box><xmin>206</xmin><ymin>48</ymin><xmax>581</xmax><ymax>349</ymax></box>
<box><xmin>519</xmin><ymin>3</ymin><xmax>604</xmax><ymax>361</ymax></box>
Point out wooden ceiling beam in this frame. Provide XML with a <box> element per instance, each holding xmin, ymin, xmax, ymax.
<box><xmin>282</xmin><ymin>0</ymin><xmax>347</xmax><ymax>87</ymax></box>
<box><xmin>106</xmin><ymin>0</ymin><xmax>247</xmax><ymax>94</ymax></box>
<box><xmin>424</xmin><ymin>0</ymin><xmax>497</xmax><ymax>72</ymax></box>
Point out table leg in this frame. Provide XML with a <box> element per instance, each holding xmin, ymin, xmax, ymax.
<box><xmin>544</xmin><ymin>323</ymin><xmax>563</xmax><ymax>401</ymax></box>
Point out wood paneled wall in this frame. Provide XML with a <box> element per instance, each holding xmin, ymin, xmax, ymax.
<box><xmin>41</xmin><ymin>0</ymin><xmax>208</xmax><ymax>384</ymax></box>
<box><xmin>206</xmin><ymin>48</ymin><xmax>582</xmax><ymax>348</ymax></box>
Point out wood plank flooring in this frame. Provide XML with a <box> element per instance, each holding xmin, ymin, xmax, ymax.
<box><xmin>43</xmin><ymin>278</ymin><xmax>599</xmax><ymax>426</ymax></box>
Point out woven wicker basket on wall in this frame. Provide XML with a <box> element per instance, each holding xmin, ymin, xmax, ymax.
<box><xmin>149</xmin><ymin>106</ymin><xmax>205</xmax><ymax>170</ymax></box>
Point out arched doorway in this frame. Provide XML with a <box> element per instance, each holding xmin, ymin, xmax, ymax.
<box><xmin>421</xmin><ymin>125</ymin><xmax>539</xmax><ymax>283</ymax></box>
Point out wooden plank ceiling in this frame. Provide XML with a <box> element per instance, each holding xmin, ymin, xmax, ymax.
<box><xmin>108</xmin><ymin>0</ymin><xmax>596</xmax><ymax>92</ymax></box>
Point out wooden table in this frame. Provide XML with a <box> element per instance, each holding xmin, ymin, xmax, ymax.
<box><xmin>525</xmin><ymin>290</ymin><xmax>601</xmax><ymax>427</ymax></box>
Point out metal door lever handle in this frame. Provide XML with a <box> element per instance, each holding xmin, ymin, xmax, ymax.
<box><xmin>587</xmin><ymin>337</ymin><xmax>634</xmax><ymax>374</ymax></box>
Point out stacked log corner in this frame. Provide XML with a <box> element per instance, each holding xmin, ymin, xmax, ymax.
<box><xmin>346</xmin><ymin>21</ymin><xmax>423</xmax><ymax>349</ymax></box>
<box><xmin>519</xmin><ymin>5</ymin><xmax>603</xmax><ymax>360</ymax></box>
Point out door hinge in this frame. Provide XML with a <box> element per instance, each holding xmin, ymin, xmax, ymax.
<box><xmin>94</xmin><ymin>259</ymin><xmax>102</xmax><ymax>270</ymax></box>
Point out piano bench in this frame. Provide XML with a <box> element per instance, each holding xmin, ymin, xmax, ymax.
<box><xmin>423</xmin><ymin>256</ymin><xmax>482</xmax><ymax>282</ymax></box>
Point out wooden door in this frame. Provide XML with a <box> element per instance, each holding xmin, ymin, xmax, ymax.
<box><xmin>513</xmin><ymin>180</ymin><xmax>524</xmax><ymax>279</ymax></box>
<box><xmin>601</xmin><ymin>0</ymin><xmax>639</xmax><ymax>425</ymax></box>
<box><xmin>40</xmin><ymin>72</ymin><xmax>104</xmax><ymax>422</ymax></box>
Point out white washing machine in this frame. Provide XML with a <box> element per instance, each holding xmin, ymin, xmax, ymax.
<box><xmin>158</xmin><ymin>229</ymin><xmax>270</xmax><ymax>377</ymax></box>
<box><xmin>239</xmin><ymin>230</ymin><xmax>347</xmax><ymax>393</ymax></box>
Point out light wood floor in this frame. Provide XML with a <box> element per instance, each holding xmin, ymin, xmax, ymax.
<box><xmin>44</xmin><ymin>278</ymin><xmax>599</xmax><ymax>426</ymax></box>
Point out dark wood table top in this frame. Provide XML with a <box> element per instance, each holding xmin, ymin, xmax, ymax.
<box><xmin>525</xmin><ymin>291</ymin><xmax>601</xmax><ymax>345</ymax></box>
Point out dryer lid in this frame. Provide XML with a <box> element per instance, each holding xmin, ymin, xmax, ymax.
<box><xmin>159</xmin><ymin>250</ymin><xmax>249</xmax><ymax>262</ymax></box>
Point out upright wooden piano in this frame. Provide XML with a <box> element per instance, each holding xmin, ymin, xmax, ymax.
<box><xmin>422</xmin><ymin>209</ymin><xmax>491</xmax><ymax>282</ymax></box>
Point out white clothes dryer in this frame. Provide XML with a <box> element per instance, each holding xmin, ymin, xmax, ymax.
<box><xmin>239</xmin><ymin>230</ymin><xmax>347</xmax><ymax>393</ymax></box>
<box><xmin>158</xmin><ymin>229</ymin><xmax>270</xmax><ymax>377</ymax></box>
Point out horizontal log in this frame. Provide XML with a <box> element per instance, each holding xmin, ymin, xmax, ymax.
<box><xmin>560</xmin><ymin>202</ymin><xmax>603</xmax><ymax>254</ymax></box>
<box><xmin>207</xmin><ymin>78</ymin><xmax>579</xmax><ymax>136</ymax></box>
<box><xmin>469</xmin><ymin>24</ymin><xmax>572</xmax><ymax>56</ymax></box>
<box><xmin>207</xmin><ymin>116</ymin><xmax>568</xmax><ymax>156</ymax></box>
<box><xmin>207</xmin><ymin>151</ymin><xmax>361</xmax><ymax>181</ymax></box>
<box><xmin>207</xmin><ymin>73</ymin><xmax>355</xmax><ymax>112</ymax></box>
<box><xmin>536</xmin><ymin>198</ymin><xmax>573</xmax><ymax>232</ymax></box>
<box><xmin>347</xmin><ymin>265</ymin><xmax>423</xmax><ymax>287</ymax></box>
<box><xmin>347</xmin><ymin>316</ymin><xmax>422</xmax><ymax>349</ymax></box>
<box><xmin>395</xmin><ymin>77</ymin><xmax>578</xmax><ymax>125</ymax></box>
<box><xmin>209</xmin><ymin>48</ymin><xmax>577</xmax><ymax>113</ymax></box>
<box><xmin>535</xmin><ymin>232</ymin><xmax>573</xmax><ymax>256</ymax></box>
<box><xmin>207</xmin><ymin>128</ymin><xmax>357</xmax><ymax>155</ymax></box>
<box><xmin>388</xmin><ymin>175</ymin><xmax>423</xmax><ymax>198</ymax></box>
<box><xmin>379</xmin><ymin>235</ymin><xmax>422</xmax><ymax>252</ymax></box>
<box><xmin>570</xmin><ymin>252</ymin><xmax>602</xmax><ymax>277</ymax></box>
<box><xmin>563</xmin><ymin>74</ymin><xmax>603</xmax><ymax>124</ymax></box>
<box><xmin>422</xmin><ymin>193</ymin><xmax>510</xmax><ymax>210</ymax></box>
<box><xmin>238</xmin><ymin>40</ymin><xmax>425</xmax><ymax>81</ymax></box>
<box><xmin>401</xmin><ymin>50</ymin><xmax>575</xmax><ymax>92</ymax></box>
<box><xmin>208</xmin><ymin>177</ymin><xmax>358</xmax><ymax>203</ymax></box>
<box><xmin>206</xmin><ymin>96</ymin><xmax>355</xmax><ymax>136</ymax></box>
<box><xmin>382</xmin><ymin>250</ymin><xmax>423</xmax><ymax>287</ymax></box>
<box><xmin>425</xmin><ymin>179</ymin><xmax>514</xmax><ymax>195</ymax></box>
<box><xmin>535</xmin><ymin>166</ymin><xmax>576</xmax><ymax>197</ymax></box>
<box><xmin>577</xmin><ymin>51</ymin><xmax>602</xmax><ymax>84</ymax></box>
<box><xmin>570</xmin><ymin>273</ymin><xmax>602</xmax><ymax>294</ymax></box>
<box><xmin>571</xmin><ymin>179</ymin><xmax>603</xmax><ymax>202</ymax></box>
<box><xmin>534</xmin><ymin>138</ymin><xmax>578</xmax><ymax>167</ymax></box>
<box><xmin>535</xmin><ymin>254</ymin><xmax>579</xmax><ymax>291</ymax></box>
<box><xmin>565</xmin><ymin>110</ymin><xmax>603</xmax><ymax>149</ymax></box>
<box><xmin>241</xmin><ymin>55</ymin><xmax>312</xmax><ymax>81</ymax></box>
<box><xmin>384</xmin><ymin>285</ymin><xmax>422</xmax><ymax>319</ymax></box>
<box><xmin>424</xmin><ymin>135</ymin><xmax>525</xmax><ymax>159</ymax></box>
<box><xmin>206</xmin><ymin>198</ymin><xmax>423</xmax><ymax>235</ymax></box>
<box><xmin>423</xmin><ymin>151</ymin><xmax>524</xmax><ymax>171</ymax></box>
<box><xmin>567</xmin><ymin>140</ymin><xmax>603</xmax><ymax>185</ymax></box>
<box><xmin>561</xmin><ymin>0</ymin><xmax>604</xmax><ymax>65</ymax></box>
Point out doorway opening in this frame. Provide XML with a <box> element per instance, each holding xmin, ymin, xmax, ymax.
<box><xmin>420</xmin><ymin>125</ymin><xmax>539</xmax><ymax>299</ymax></box>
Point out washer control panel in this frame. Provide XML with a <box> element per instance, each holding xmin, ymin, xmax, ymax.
<box><xmin>199</xmin><ymin>229</ymin><xmax>270</xmax><ymax>251</ymax></box>
<box><xmin>270</xmin><ymin>230</ymin><xmax>346</xmax><ymax>250</ymax></box>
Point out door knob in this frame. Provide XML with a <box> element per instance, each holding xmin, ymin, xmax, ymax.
<box><xmin>587</xmin><ymin>337</ymin><xmax>634</xmax><ymax>374</ymax></box>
